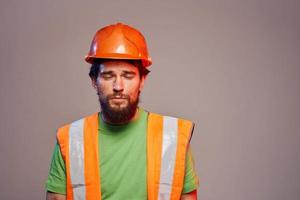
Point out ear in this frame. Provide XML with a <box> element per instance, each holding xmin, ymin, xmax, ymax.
<box><xmin>139</xmin><ymin>76</ymin><xmax>146</xmax><ymax>91</ymax></box>
<box><xmin>91</xmin><ymin>78</ymin><xmax>97</xmax><ymax>89</ymax></box>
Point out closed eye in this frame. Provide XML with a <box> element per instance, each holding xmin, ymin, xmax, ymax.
<box><xmin>122</xmin><ymin>72</ymin><xmax>136</xmax><ymax>79</ymax></box>
<box><xmin>100</xmin><ymin>72</ymin><xmax>114</xmax><ymax>79</ymax></box>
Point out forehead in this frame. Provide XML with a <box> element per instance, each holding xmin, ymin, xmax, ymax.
<box><xmin>99</xmin><ymin>60</ymin><xmax>139</xmax><ymax>72</ymax></box>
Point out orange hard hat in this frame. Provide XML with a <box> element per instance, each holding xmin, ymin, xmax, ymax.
<box><xmin>85</xmin><ymin>23</ymin><xmax>152</xmax><ymax>67</ymax></box>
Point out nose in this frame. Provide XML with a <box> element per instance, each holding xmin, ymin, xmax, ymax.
<box><xmin>113</xmin><ymin>76</ymin><xmax>124</xmax><ymax>92</ymax></box>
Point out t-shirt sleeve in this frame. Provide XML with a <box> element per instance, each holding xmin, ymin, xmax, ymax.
<box><xmin>45</xmin><ymin>143</ymin><xmax>67</xmax><ymax>195</ymax></box>
<box><xmin>182</xmin><ymin>146</ymin><xmax>199</xmax><ymax>194</ymax></box>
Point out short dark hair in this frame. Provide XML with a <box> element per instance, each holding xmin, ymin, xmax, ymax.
<box><xmin>89</xmin><ymin>59</ymin><xmax>150</xmax><ymax>80</ymax></box>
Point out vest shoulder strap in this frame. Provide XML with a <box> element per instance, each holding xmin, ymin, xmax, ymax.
<box><xmin>147</xmin><ymin>112</ymin><xmax>194</xmax><ymax>200</ymax></box>
<box><xmin>56</xmin><ymin>113</ymin><xmax>100</xmax><ymax>200</ymax></box>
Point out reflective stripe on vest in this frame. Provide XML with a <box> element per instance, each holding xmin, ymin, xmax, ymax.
<box><xmin>57</xmin><ymin>113</ymin><xmax>101</xmax><ymax>200</ymax></box>
<box><xmin>147</xmin><ymin>113</ymin><xmax>193</xmax><ymax>200</ymax></box>
<box><xmin>57</xmin><ymin>112</ymin><xmax>193</xmax><ymax>200</ymax></box>
<box><xmin>69</xmin><ymin>119</ymin><xmax>86</xmax><ymax>199</ymax></box>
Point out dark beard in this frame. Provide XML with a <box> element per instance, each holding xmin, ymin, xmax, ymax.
<box><xmin>99</xmin><ymin>93</ymin><xmax>139</xmax><ymax>124</ymax></box>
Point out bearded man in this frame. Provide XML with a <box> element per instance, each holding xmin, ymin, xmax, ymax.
<box><xmin>46</xmin><ymin>23</ymin><xmax>199</xmax><ymax>200</ymax></box>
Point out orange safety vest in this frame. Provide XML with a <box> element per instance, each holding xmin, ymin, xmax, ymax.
<box><xmin>57</xmin><ymin>112</ymin><xmax>194</xmax><ymax>200</ymax></box>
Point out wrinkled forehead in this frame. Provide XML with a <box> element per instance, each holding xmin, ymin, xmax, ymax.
<box><xmin>99</xmin><ymin>60</ymin><xmax>140</xmax><ymax>73</ymax></box>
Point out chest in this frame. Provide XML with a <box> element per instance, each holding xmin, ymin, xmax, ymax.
<box><xmin>99</xmin><ymin>129</ymin><xmax>147</xmax><ymax>199</ymax></box>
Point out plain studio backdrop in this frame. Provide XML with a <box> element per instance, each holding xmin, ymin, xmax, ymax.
<box><xmin>0</xmin><ymin>0</ymin><xmax>299</xmax><ymax>199</ymax></box>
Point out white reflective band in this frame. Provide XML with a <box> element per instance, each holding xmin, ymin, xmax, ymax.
<box><xmin>158</xmin><ymin>116</ymin><xmax>178</xmax><ymax>200</ymax></box>
<box><xmin>69</xmin><ymin>119</ymin><xmax>86</xmax><ymax>200</ymax></box>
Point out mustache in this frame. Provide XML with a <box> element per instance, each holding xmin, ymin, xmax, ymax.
<box><xmin>96</xmin><ymin>92</ymin><xmax>129</xmax><ymax>99</ymax></box>
<box><xmin>107</xmin><ymin>93</ymin><xmax>130</xmax><ymax>99</ymax></box>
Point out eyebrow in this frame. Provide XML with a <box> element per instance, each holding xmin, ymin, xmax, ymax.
<box><xmin>122</xmin><ymin>71</ymin><xmax>136</xmax><ymax>75</ymax></box>
<box><xmin>100</xmin><ymin>71</ymin><xmax>113</xmax><ymax>75</ymax></box>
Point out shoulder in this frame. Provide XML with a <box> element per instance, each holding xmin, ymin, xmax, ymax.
<box><xmin>56</xmin><ymin>112</ymin><xmax>98</xmax><ymax>139</ymax></box>
<box><xmin>146</xmin><ymin>110</ymin><xmax>195</xmax><ymax>138</ymax></box>
<box><xmin>147</xmin><ymin>110</ymin><xmax>195</xmax><ymax>126</ymax></box>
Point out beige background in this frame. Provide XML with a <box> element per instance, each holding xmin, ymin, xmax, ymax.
<box><xmin>1</xmin><ymin>0</ymin><xmax>300</xmax><ymax>199</ymax></box>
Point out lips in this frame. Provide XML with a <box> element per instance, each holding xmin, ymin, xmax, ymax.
<box><xmin>108</xmin><ymin>94</ymin><xmax>129</xmax><ymax>100</ymax></box>
<box><xmin>108</xmin><ymin>95</ymin><xmax>129</xmax><ymax>106</ymax></box>
<box><xmin>111</xmin><ymin>96</ymin><xmax>125</xmax><ymax>99</ymax></box>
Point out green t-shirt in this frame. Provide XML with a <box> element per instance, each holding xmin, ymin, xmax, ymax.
<box><xmin>46</xmin><ymin>108</ymin><xmax>199</xmax><ymax>198</ymax></box>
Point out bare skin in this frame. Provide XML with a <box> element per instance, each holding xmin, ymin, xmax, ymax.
<box><xmin>92</xmin><ymin>60</ymin><xmax>145</xmax><ymax>124</ymax></box>
<box><xmin>46</xmin><ymin>192</ymin><xmax>65</xmax><ymax>200</ymax></box>
<box><xmin>181</xmin><ymin>189</ymin><xmax>198</xmax><ymax>200</ymax></box>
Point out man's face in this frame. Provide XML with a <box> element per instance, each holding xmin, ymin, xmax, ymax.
<box><xmin>92</xmin><ymin>60</ymin><xmax>145</xmax><ymax>124</ymax></box>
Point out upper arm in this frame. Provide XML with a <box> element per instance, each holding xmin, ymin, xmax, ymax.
<box><xmin>45</xmin><ymin>143</ymin><xmax>67</xmax><ymax>195</ymax></box>
<box><xmin>182</xmin><ymin>147</ymin><xmax>199</xmax><ymax>193</ymax></box>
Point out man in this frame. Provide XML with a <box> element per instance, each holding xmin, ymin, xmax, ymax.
<box><xmin>46</xmin><ymin>22</ymin><xmax>199</xmax><ymax>200</ymax></box>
